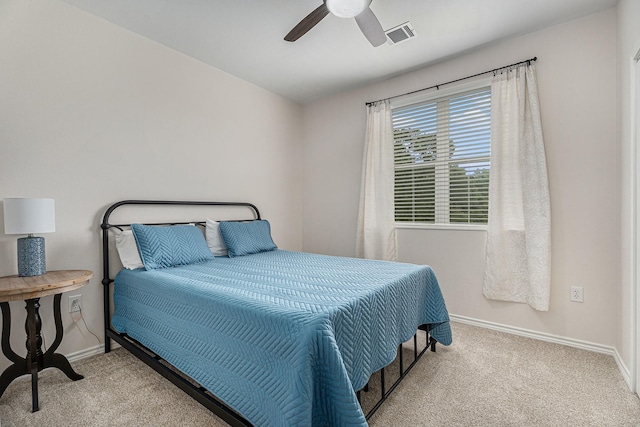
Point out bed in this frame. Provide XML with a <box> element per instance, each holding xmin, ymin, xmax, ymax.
<box><xmin>101</xmin><ymin>200</ymin><xmax>452</xmax><ymax>426</ymax></box>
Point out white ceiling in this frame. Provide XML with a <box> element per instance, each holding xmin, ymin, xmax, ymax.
<box><xmin>60</xmin><ymin>0</ymin><xmax>617</xmax><ymax>104</ymax></box>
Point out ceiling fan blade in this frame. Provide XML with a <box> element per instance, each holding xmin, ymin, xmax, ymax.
<box><xmin>354</xmin><ymin>7</ymin><xmax>386</xmax><ymax>47</ymax></box>
<box><xmin>284</xmin><ymin>3</ymin><xmax>330</xmax><ymax>42</ymax></box>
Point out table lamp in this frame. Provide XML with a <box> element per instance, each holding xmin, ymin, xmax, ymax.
<box><xmin>3</xmin><ymin>198</ymin><xmax>55</xmax><ymax>277</ymax></box>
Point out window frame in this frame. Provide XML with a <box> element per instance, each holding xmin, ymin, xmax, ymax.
<box><xmin>391</xmin><ymin>77</ymin><xmax>492</xmax><ymax>231</ymax></box>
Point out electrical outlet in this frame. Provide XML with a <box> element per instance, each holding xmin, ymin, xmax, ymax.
<box><xmin>69</xmin><ymin>295</ymin><xmax>82</xmax><ymax>313</ymax></box>
<box><xmin>570</xmin><ymin>286</ymin><xmax>584</xmax><ymax>303</ymax></box>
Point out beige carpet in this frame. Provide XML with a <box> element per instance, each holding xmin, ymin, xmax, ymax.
<box><xmin>1</xmin><ymin>322</ymin><xmax>639</xmax><ymax>426</ymax></box>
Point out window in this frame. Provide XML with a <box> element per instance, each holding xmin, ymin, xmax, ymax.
<box><xmin>392</xmin><ymin>85</ymin><xmax>491</xmax><ymax>226</ymax></box>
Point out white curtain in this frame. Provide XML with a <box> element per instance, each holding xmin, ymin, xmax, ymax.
<box><xmin>483</xmin><ymin>64</ymin><xmax>551</xmax><ymax>311</ymax></box>
<box><xmin>356</xmin><ymin>99</ymin><xmax>397</xmax><ymax>261</ymax></box>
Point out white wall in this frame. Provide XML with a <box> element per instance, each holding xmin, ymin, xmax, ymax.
<box><xmin>617</xmin><ymin>0</ymin><xmax>640</xmax><ymax>382</ymax></box>
<box><xmin>0</xmin><ymin>0</ymin><xmax>628</xmax><ymax>383</ymax></box>
<box><xmin>0</xmin><ymin>0</ymin><xmax>303</xmax><ymax>371</ymax></box>
<box><xmin>302</xmin><ymin>10</ymin><xmax>618</xmax><ymax>348</ymax></box>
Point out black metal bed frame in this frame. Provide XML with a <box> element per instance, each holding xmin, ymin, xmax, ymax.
<box><xmin>101</xmin><ymin>200</ymin><xmax>437</xmax><ymax>426</ymax></box>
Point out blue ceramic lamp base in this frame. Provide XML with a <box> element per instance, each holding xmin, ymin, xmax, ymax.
<box><xmin>17</xmin><ymin>236</ymin><xmax>46</xmax><ymax>277</ymax></box>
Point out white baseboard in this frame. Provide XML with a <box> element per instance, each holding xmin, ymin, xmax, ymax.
<box><xmin>56</xmin><ymin>318</ymin><xmax>636</xmax><ymax>394</ymax></box>
<box><xmin>66</xmin><ymin>343</ymin><xmax>105</xmax><ymax>363</ymax></box>
<box><xmin>65</xmin><ymin>340</ymin><xmax>122</xmax><ymax>364</ymax></box>
<box><xmin>450</xmin><ymin>314</ymin><xmax>633</xmax><ymax>390</ymax></box>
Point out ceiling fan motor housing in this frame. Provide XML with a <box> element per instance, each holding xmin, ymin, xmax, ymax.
<box><xmin>325</xmin><ymin>0</ymin><xmax>372</xmax><ymax>18</ymax></box>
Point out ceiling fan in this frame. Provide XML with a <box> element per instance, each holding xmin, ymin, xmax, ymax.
<box><xmin>284</xmin><ymin>0</ymin><xmax>387</xmax><ymax>47</ymax></box>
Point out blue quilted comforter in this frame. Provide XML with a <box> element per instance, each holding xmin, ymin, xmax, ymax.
<box><xmin>112</xmin><ymin>250</ymin><xmax>451</xmax><ymax>426</ymax></box>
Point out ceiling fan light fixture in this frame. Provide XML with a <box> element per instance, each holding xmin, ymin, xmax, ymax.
<box><xmin>325</xmin><ymin>0</ymin><xmax>372</xmax><ymax>19</ymax></box>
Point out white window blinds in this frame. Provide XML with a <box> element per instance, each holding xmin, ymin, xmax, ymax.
<box><xmin>392</xmin><ymin>86</ymin><xmax>491</xmax><ymax>225</ymax></box>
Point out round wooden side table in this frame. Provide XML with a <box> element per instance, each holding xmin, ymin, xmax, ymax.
<box><xmin>0</xmin><ymin>270</ymin><xmax>93</xmax><ymax>412</ymax></box>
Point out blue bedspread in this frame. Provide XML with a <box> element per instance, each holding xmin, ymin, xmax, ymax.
<box><xmin>112</xmin><ymin>250</ymin><xmax>451</xmax><ymax>426</ymax></box>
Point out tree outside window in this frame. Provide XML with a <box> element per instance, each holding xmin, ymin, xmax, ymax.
<box><xmin>392</xmin><ymin>87</ymin><xmax>491</xmax><ymax>225</ymax></box>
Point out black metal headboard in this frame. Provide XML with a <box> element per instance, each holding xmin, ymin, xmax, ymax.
<box><xmin>100</xmin><ymin>200</ymin><xmax>260</xmax><ymax>352</ymax></box>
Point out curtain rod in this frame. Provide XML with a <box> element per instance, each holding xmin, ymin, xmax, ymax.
<box><xmin>365</xmin><ymin>56</ymin><xmax>537</xmax><ymax>106</ymax></box>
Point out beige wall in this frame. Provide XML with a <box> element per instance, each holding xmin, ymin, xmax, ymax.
<box><xmin>617</xmin><ymin>0</ymin><xmax>640</xmax><ymax>382</ymax></box>
<box><xmin>302</xmin><ymin>10</ymin><xmax>619</xmax><ymax>348</ymax></box>
<box><xmin>0</xmin><ymin>0</ymin><xmax>303</xmax><ymax>371</ymax></box>
<box><xmin>0</xmin><ymin>0</ymin><xmax>630</xmax><ymax>384</ymax></box>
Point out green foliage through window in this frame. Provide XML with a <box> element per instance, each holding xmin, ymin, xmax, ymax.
<box><xmin>392</xmin><ymin>87</ymin><xmax>491</xmax><ymax>225</ymax></box>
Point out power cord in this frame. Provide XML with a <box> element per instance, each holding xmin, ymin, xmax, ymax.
<box><xmin>72</xmin><ymin>306</ymin><xmax>101</xmax><ymax>346</ymax></box>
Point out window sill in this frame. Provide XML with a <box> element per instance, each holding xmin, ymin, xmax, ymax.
<box><xmin>395</xmin><ymin>223</ymin><xmax>487</xmax><ymax>231</ymax></box>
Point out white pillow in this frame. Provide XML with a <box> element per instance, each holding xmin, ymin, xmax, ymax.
<box><xmin>205</xmin><ymin>219</ymin><xmax>228</xmax><ymax>256</ymax></box>
<box><xmin>115</xmin><ymin>229</ymin><xmax>144</xmax><ymax>270</ymax></box>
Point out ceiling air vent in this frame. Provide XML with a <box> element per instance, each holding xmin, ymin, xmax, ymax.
<box><xmin>385</xmin><ymin>22</ymin><xmax>417</xmax><ymax>45</ymax></box>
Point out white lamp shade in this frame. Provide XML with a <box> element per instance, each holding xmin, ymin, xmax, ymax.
<box><xmin>325</xmin><ymin>0</ymin><xmax>372</xmax><ymax>18</ymax></box>
<box><xmin>3</xmin><ymin>198</ymin><xmax>56</xmax><ymax>234</ymax></box>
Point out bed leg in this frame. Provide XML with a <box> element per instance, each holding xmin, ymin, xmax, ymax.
<box><xmin>103</xmin><ymin>277</ymin><xmax>111</xmax><ymax>353</ymax></box>
<box><xmin>101</xmin><ymin>220</ymin><xmax>113</xmax><ymax>355</ymax></box>
<box><xmin>430</xmin><ymin>336</ymin><xmax>437</xmax><ymax>352</ymax></box>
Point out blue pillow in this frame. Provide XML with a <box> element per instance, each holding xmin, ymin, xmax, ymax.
<box><xmin>131</xmin><ymin>224</ymin><xmax>214</xmax><ymax>270</ymax></box>
<box><xmin>218</xmin><ymin>220</ymin><xmax>277</xmax><ymax>257</ymax></box>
